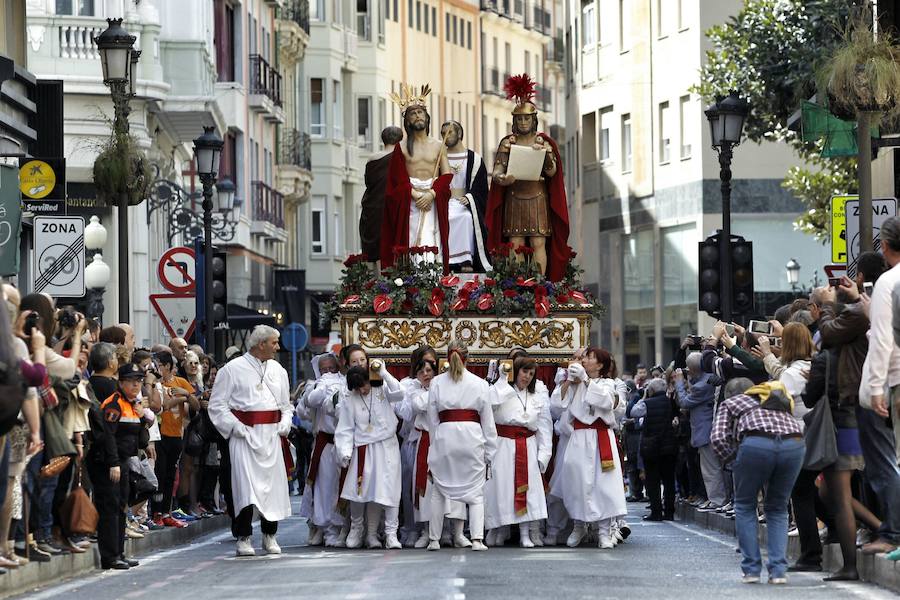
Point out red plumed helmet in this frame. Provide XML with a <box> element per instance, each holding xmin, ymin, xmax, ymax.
<box><xmin>504</xmin><ymin>73</ymin><xmax>538</xmax><ymax>115</ymax></box>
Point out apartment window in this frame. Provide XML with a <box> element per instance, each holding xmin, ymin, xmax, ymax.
<box><xmin>333</xmin><ymin>208</ymin><xmax>342</xmax><ymax>256</ymax></box>
<box><xmin>358</xmin><ymin>96</ymin><xmax>373</xmax><ymax>149</ymax></box>
<box><xmin>432</xmin><ymin>7</ymin><xmax>437</xmax><ymax>37</ymax></box>
<box><xmin>333</xmin><ymin>80</ymin><xmax>343</xmax><ymax>139</ymax></box>
<box><xmin>310</xmin><ymin>0</ymin><xmax>325</xmax><ymax>19</ymax></box>
<box><xmin>311</xmin><ymin>206</ymin><xmax>326</xmax><ymax>255</ymax></box>
<box><xmin>619</xmin><ymin>0</ymin><xmax>630</xmax><ymax>51</ymax></box>
<box><xmin>358</xmin><ymin>0</ymin><xmax>371</xmax><ymax>41</ymax></box>
<box><xmin>582</xmin><ymin>2</ymin><xmax>596</xmax><ymax>48</ymax></box>
<box><xmin>452</xmin><ymin>15</ymin><xmax>458</xmax><ymax>45</ymax></box>
<box><xmin>56</xmin><ymin>0</ymin><xmax>94</xmax><ymax>14</ymax></box>
<box><xmin>525</xmin><ymin>50</ymin><xmax>531</xmax><ymax>76</ymax></box>
<box><xmin>394</xmin><ymin>0</ymin><xmax>399</xmax><ymax>22</ymax></box>
<box><xmin>504</xmin><ymin>42</ymin><xmax>511</xmax><ymax>75</ymax></box>
<box><xmin>424</xmin><ymin>2</ymin><xmax>429</xmax><ymax>34</ymax></box>
<box><xmin>385</xmin><ymin>0</ymin><xmax>390</xmax><ymax>20</ymax></box>
<box><xmin>678</xmin><ymin>0</ymin><xmax>689</xmax><ymax>30</ymax></box>
<box><xmin>310</xmin><ymin>78</ymin><xmax>326</xmax><ymax>137</ymax></box>
<box><xmin>621</xmin><ymin>113</ymin><xmax>632</xmax><ymax>172</ymax></box>
<box><xmin>416</xmin><ymin>1</ymin><xmax>421</xmax><ymax>30</ymax></box>
<box><xmin>446</xmin><ymin>13</ymin><xmax>450</xmax><ymax>41</ymax></box>
<box><xmin>408</xmin><ymin>0</ymin><xmax>413</xmax><ymax>27</ymax></box>
<box><xmin>214</xmin><ymin>1</ymin><xmax>236</xmax><ymax>82</ymax></box>
<box><xmin>679</xmin><ymin>95</ymin><xmax>692</xmax><ymax>159</ymax></box>
<box><xmin>599</xmin><ymin>0</ymin><xmax>613</xmax><ymax>45</ymax></box>
<box><xmin>599</xmin><ymin>106</ymin><xmax>612</xmax><ymax>161</ymax></box>
<box><xmin>657</xmin><ymin>0</ymin><xmax>673</xmax><ymax>38</ymax></box>
<box><xmin>467</xmin><ymin>20</ymin><xmax>472</xmax><ymax>48</ymax></box>
<box><xmin>659</xmin><ymin>101</ymin><xmax>671</xmax><ymax>163</ymax></box>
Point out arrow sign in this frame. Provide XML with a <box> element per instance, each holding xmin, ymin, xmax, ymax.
<box><xmin>150</xmin><ymin>293</ymin><xmax>196</xmax><ymax>340</ymax></box>
<box><xmin>158</xmin><ymin>246</ymin><xmax>196</xmax><ymax>294</ymax></box>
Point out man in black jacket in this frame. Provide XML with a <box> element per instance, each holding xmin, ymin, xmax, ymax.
<box><xmin>360</xmin><ymin>126</ymin><xmax>404</xmax><ymax>263</ymax></box>
<box><xmin>632</xmin><ymin>378</ymin><xmax>679</xmax><ymax>521</ymax></box>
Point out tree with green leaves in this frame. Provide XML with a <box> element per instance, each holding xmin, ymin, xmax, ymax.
<box><xmin>693</xmin><ymin>0</ymin><xmax>856</xmax><ymax>243</ymax></box>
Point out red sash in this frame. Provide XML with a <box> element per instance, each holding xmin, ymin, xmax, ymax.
<box><xmin>414</xmin><ymin>428</ymin><xmax>430</xmax><ymax>508</ymax></box>
<box><xmin>306</xmin><ymin>431</ymin><xmax>335</xmax><ymax>485</ymax></box>
<box><xmin>438</xmin><ymin>409</ymin><xmax>481</xmax><ymax>423</ymax></box>
<box><xmin>496</xmin><ymin>424</ymin><xmax>535</xmax><ymax>516</ymax></box>
<box><xmin>232</xmin><ymin>410</ymin><xmax>294</xmax><ymax>477</ymax></box>
<box><xmin>574</xmin><ymin>418</ymin><xmax>615</xmax><ymax>472</ymax></box>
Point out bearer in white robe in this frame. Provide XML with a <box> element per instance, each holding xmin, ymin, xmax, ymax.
<box><xmin>484</xmin><ymin>356</ymin><xmax>552</xmax><ymax>547</ymax></box>
<box><xmin>298</xmin><ymin>353</ymin><xmax>345</xmax><ymax>546</ymax></box>
<box><xmin>426</xmin><ymin>341</ymin><xmax>498</xmax><ymax>551</ymax></box>
<box><xmin>208</xmin><ymin>325</ymin><xmax>292</xmax><ymax>557</ymax></box>
<box><xmin>558</xmin><ymin>348</ymin><xmax>628</xmax><ymax>549</ymax></box>
<box><xmin>335</xmin><ymin>363</ymin><xmax>405</xmax><ymax>549</ymax></box>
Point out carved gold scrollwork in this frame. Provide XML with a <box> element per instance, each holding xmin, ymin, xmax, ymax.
<box><xmin>455</xmin><ymin>320</ymin><xmax>478</xmax><ymax>346</ymax></box>
<box><xmin>478</xmin><ymin>320</ymin><xmax>575</xmax><ymax>349</ymax></box>
<box><xmin>356</xmin><ymin>319</ymin><xmax>453</xmax><ymax>350</ymax></box>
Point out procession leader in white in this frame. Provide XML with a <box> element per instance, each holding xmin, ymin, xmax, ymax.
<box><xmin>426</xmin><ymin>340</ymin><xmax>498</xmax><ymax>551</ymax></box>
<box><xmin>208</xmin><ymin>325</ymin><xmax>293</xmax><ymax>557</ymax></box>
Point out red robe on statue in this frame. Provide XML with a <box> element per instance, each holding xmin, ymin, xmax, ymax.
<box><xmin>485</xmin><ymin>134</ymin><xmax>570</xmax><ymax>282</ymax></box>
<box><xmin>380</xmin><ymin>145</ymin><xmax>453</xmax><ymax>273</ymax></box>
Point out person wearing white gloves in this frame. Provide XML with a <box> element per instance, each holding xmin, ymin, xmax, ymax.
<box><xmin>558</xmin><ymin>347</ymin><xmax>628</xmax><ymax>549</ymax></box>
<box><xmin>334</xmin><ymin>362</ymin><xmax>405</xmax><ymax>549</ymax></box>
<box><xmin>298</xmin><ymin>353</ymin><xmax>345</xmax><ymax>547</ymax></box>
<box><xmin>484</xmin><ymin>355</ymin><xmax>552</xmax><ymax>547</ymax></box>
<box><xmin>208</xmin><ymin>325</ymin><xmax>293</xmax><ymax>557</ymax></box>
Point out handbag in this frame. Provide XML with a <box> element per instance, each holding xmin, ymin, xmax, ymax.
<box><xmin>802</xmin><ymin>352</ymin><xmax>838</xmax><ymax>471</ymax></box>
<box><xmin>62</xmin><ymin>465</ymin><xmax>99</xmax><ymax>534</ymax></box>
<box><xmin>40</xmin><ymin>455</ymin><xmax>71</xmax><ymax>478</ymax></box>
<box><xmin>183</xmin><ymin>414</ymin><xmax>206</xmax><ymax>457</ymax></box>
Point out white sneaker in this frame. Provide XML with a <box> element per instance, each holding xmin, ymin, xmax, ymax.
<box><xmin>427</xmin><ymin>540</ymin><xmax>440</xmax><ymax>551</ymax></box>
<box><xmin>598</xmin><ymin>535</ymin><xmax>615</xmax><ymax>549</ymax></box>
<box><xmin>453</xmin><ymin>533</ymin><xmax>473</xmax><ymax>548</ymax></box>
<box><xmin>471</xmin><ymin>539</ymin><xmax>488</xmax><ymax>551</ymax></box>
<box><xmin>263</xmin><ymin>534</ymin><xmax>281</xmax><ymax>555</ymax></box>
<box><xmin>236</xmin><ymin>536</ymin><xmax>255</xmax><ymax>557</ymax></box>
<box><xmin>414</xmin><ymin>531</ymin><xmax>430</xmax><ymax>549</ymax></box>
<box><xmin>385</xmin><ymin>534</ymin><xmax>402</xmax><ymax>550</ymax></box>
<box><xmin>346</xmin><ymin>527</ymin><xmax>364</xmax><ymax>549</ymax></box>
<box><xmin>566</xmin><ymin>524</ymin><xmax>587</xmax><ymax>548</ymax></box>
<box><xmin>334</xmin><ymin>526</ymin><xmax>349</xmax><ymax>548</ymax></box>
<box><xmin>307</xmin><ymin>527</ymin><xmax>324</xmax><ymax>546</ymax></box>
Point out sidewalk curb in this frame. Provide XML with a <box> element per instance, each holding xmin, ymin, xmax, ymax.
<box><xmin>676</xmin><ymin>503</ymin><xmax>900</xmax><ymax>593</ymax></box>
<box><xmin>1</xmin><ymin>515</ymin><xmax>229</xmax><ymax>599</ymax></box>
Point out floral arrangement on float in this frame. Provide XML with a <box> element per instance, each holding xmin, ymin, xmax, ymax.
<box><xmin>321</xmin><ymin>245</ymin><xmax>605</xmax><ymax>326</ymax></box>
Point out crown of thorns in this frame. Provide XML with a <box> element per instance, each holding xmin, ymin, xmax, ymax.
<box><xmin>390</xmin><ymin>83</ymin><xmax>432</xmax><ymax>115</ymax></box>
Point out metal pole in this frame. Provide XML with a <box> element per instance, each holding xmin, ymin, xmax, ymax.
<box><xmin>202</xmin><ymin>180</ymin><xmax>215</xmax><ymax>358</ymax></box>
<box><xmin>112</xmin><ymin>80</ymin><xmax>131</xmax><ymax>324</ymax></box>
<box><xmin>858</xmin><ymin>111</ymin><xmax>874</xmax><ymax>252</ymax></box>
<box><xmin>718</xmin><ymin>143</ymin><xmax>734</xmax><ymax>323</ymax></box>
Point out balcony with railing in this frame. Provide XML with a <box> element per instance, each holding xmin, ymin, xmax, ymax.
<box><xmin>282</xmin><ymin>0</ymin><xmax>310</xmax><ymax>33</ymax></box>
<box><xmin>545</xmin><ymin>34</ymin><xmax>565</xmax><ymax>66</ymax></box>
<box><xmin>248</xmin><ymin>54</ymin><xmax>284</xmax><ymax>120</ymax></box>
<box><xmin>276</xmin><ymin>129</ymin><xmax>313</xmax><ymax>202</ymax></box>
<box><xmin>251</xmin><ymin>181</ymin><xmax>287</xmax><ymax>239</ymax></box>
<box><xmin>277</xmin><ymin>0</ymin><xmax>311</xmax><ymax>66</ymax></box>
<box><xmin>535</xmin><ymin>85</ymin><xmax>552</xmax><ymax>112</ymax></box>
<box><xmin>481</xmin><ymin>67</ymin><xmax>508</xmax><ymax>98</ymax></box>
<box><xmin>279</xmin><ymin>129</ymin><xmax>312</xmax><ymax>170</ymax></box>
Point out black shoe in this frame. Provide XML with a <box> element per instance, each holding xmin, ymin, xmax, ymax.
<box><xmin>643</xmin><ymin>514</ymin><xmax>664</xmax><ymax>522</ymax></box>
<box><xmin>620</xmin><ymin>525</ymin><xmax>632</xmax><ymax>539</ymax></box>
<box><xmin>19</xmin><ymin>545</ymin><xmax>52</xmax><ymax>562</ymax></box>
<box><xmin>787</xmin><ymin>562</ymin><xmax>822</xmax><ymax>572</ymax></box>
<box><xmin>101</xmin><ymin>559</ymin><xmax>131</xmax><ymax>570</ymax></box>
<box><xmin>120</xmin><ymin>556</ymin><xmax>139</xmax><ymax>567</ymax></box>
<box><xmin>626</xmin><ymin>496</ymin><xmax>645</xmax><ymax>503</ymax></box>
<box><xmin>662</xmin><ymin>514</ymin><xmax>675</xmax><ymax>521</ymax></box>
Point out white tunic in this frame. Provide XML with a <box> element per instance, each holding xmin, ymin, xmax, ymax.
<box><xmin>447</xmin><ymin>151</ymin><xmax>476</xmax><ymax>265</ymax></box>
<box><xmin>559</xmin><ymin>376</ymin><xmax>627</xmax><ymax>523</ymax></box>
<box><xmin>208</xmin><ymin>353</ymin><xmax>292</xmax><ymax>522</ymax></box>
<box><xmin>409</xmin><ymin>176</ymin><xmax>440</xmax><ymax>261</ymax></box>
<box><xmin>335</xmin><ymin>371</ymin><xmax>404</xmax><ymax>506</ymax></box>
<box><xmin>427</xmin><ymin>370</ymin><xmax>498</xmax><ymax>505</ymax></box>
<box><xmin>298</xmin><ymin>373</ymin><xmax>344</xmax><ymax>527</ymax></box>
<box><xmin>484</xmin><ymin>379</ymin><xmax>552</xmax><ymax>529</ymax></box>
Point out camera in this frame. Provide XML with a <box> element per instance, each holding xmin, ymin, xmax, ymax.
<box><xmin>686</xmin><ymin>335</ymin><xmax>704</xmax><ymax>350</ymax></box>
<box><xmin>58</xmin><ymin>307</ymin><xmax>79</xmax><ymax>330</ymax></box>
<box><xmin>748</xmin><ymin>320</ymin><xmax>773</xmax><ymax>336</ymax></box>
<box><xmin>828</xmin><ymin>277</ymin><xmax>842</xmax><ymax>288</ymax></box>
<box><xmin>864</xmin><ymin>281</ymin><xmax>874</xmax><ymax>296</ymax></box>
<box><xmin>23</xmin><ymin>312</ymin><xmax>40</xmax><ymax>336</ymax></box>
<box><xmin>770</xmin><ymin>336</ymin><xmax>782</xmax><ymax>348</ymax></box>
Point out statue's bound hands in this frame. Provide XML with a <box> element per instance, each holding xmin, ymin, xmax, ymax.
<box><xmin>415</xmin><ymin>190</ymin><xmax>434</xmax><ymax>211</ymax></box>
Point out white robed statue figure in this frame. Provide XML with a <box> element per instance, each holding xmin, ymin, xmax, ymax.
<box><xmin>208</xmin><ymin>325</ymin><xmax>293</xmax><ymax>557</ymax></box>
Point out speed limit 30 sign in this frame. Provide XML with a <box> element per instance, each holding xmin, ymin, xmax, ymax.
<box><xmin>33</xmin><ymin>216</ymin><xmax>85</xmax><ymax>297</ymax></box>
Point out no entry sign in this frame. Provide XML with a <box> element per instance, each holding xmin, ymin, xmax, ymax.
<box><xmin>158</xmin><ymin>246</ymin><xmax>196</xmax><ymax>294</ymax></box>
<box><xmin>33</xmin><ymin>216</ymin><xmax>84</xmax><ymax>297</ymax></box>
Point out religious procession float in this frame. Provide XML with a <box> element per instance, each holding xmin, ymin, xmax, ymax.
<box><xmin>323</xmin><ymin>74</ymin><xmax>603</xmax><ymax>382</ymax></box>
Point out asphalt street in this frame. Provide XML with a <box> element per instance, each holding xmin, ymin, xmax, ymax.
<box><xmin>17</xmin><ymin>500</ymin><xmax>898</xmax><ymax>600</ymax></box>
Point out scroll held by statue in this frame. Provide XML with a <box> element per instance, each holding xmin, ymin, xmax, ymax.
<box><xmin>506</xmin><ymin>145</ymin><xmax>546</xmax><ymax>181</ymax></box>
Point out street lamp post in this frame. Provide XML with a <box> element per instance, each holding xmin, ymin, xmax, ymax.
<box><xmin>84</xmin><ymin>215</ymin><xmax>110</xmax><ymax>323</ymax></box>
<box><xmin>95</xmin><ymin>18</ymin><xmax>137</xmax><ymax>324</ymax></box>
<box><xmin>785</xmin><ymin>258</ymin><xmax>801</xmax><ymax>294</ymax></box>
<box><xmin>705</xmin><ymin>90</ymin><xmax>750</xmax><ymax>323</ymax></box>
<box><xmin>193</xmin><ymin>127</ymin><xmax>224</xmax><ymax>358</ymax></box>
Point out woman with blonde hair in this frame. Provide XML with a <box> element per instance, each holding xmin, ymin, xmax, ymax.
<box><xmin>425</xmin><ymin>340</ymin><xmax>498</xmax><ymax>551</ymax></box>
<box><xmin>757</xmin><ymin>323</ymin><xmax>814</xmax><ymax>417</ymax></box>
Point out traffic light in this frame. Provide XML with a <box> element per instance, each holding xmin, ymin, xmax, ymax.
<box><xmin>211</xmin><ymin>250</ymin><xmax>228</xmax><ymax>327</ymax></box>
<box><xmin>731</xmin><ymin>237</ymin><xmax>754</xmax><ymax>316</ymax></box>
<box><xmin>698</xmin><ymin>234</ymin><xmax>721</xmax><ymax>317</ymax></box>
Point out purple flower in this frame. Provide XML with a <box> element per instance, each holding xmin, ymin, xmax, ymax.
<box><xmin>403</xmin><ymin>276</ymin><xmax>415</xmax><ymax>285</ymax></box>
<box><xmin>377</xmin><ymin>282</ymin><xmax>391</xmax><ymax>293</ymax></box>
<box><xmin>500</xmin><ymin>278</ymin><xmax>515</xmax><ymax>289</ymax></box>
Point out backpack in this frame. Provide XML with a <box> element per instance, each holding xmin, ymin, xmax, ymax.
<box><xmin>0</xmin><ymin>360</ymin><xmax>26</xmax><ymax>436</ymax></box>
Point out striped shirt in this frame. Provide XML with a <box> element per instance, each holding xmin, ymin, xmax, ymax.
<box><xmin>710</xmin><ymin>393</ymin><xmax>804</xmax><ymax>463</ymax></box>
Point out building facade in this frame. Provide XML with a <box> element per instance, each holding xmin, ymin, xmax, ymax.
<box><xmin>566</xmin><ymin>0</ymin><xmax>831</xmax><ymax>370</ymax></box>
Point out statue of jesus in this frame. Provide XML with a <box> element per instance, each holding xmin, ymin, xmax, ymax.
<box><xmin>379</xmin><ymin>84</ymin><xmax>453</xmax><ymax>272</ymax></box>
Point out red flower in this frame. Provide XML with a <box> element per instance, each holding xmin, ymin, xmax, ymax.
<box><xmin>534</xmin><ymin>286</ymin><xmax>547</xmax><ymax>298</ymax></box>
<box><xmin>568</xmin><ymin>248</ymin><xmax>578</xmax><ymax>260</ymax></box>
<box><xmin>477</xmin><ymin>294</ymin><xmax>495</xmax><ymax>310</ymax></box>
<box><xmin>428</xmin><ymin>246</ymin><xmax>439</xmax><ymax>254</ymax></box>
<box><xmin>440</xmin><ymin>274</ymin><xmax>460</xmax><ymax>287</ymax></box>
<box><xmin>364</xmin><ymin>281</ymin><xmax>375</xmax><ymax>290</ymax></box>
<box><xmin>392</xmin><ymin>245</ymin><xmax>409</xmax><ymax>256</ymax></box>
<box><xmin>407</xmin><ymin>287</ymin><xmax>420</xmax><ymax>295</ymax></box>
<box><xmin>461</xmin><ymin>280</ymin><xmax>479</xmax><ymax>294</ymax></box>
<box><xmin>373</xmin><ymin>294</ymin><xmax>393</xmax><ymax>314</ymax></box>
<box><xmin>429</xmin><ymin>288</ymin><xmax>445</xmax><ymax>316</ymax></box>
<box><xmin>401</xmin><ymin>299</ymin><xmax>414</xmax><ymax>311</ymax></box>
<box><xmin>556</xmin><ymin>293</ymin><xmax>570</xmax><ymax>304</ymax></box>
<box><xmin>503</xmin><ymin>289</ymin><xmax>518</xmax><ymax>298</ymax></box>
<box><xmin>343</xmin><ymin>294</ymin><xmax>361</xmax><ymax>304</ymax></box>
<box><xmin>517</xmin><ymin>277</ymin><xmax>536</xmax><ymax>288</ymax></box>
<box><xmin>484</xmin><ymin>278</ymin><xmax>496</xmax><ymax>287</ymax></box>
<box><xmin>451</xmin><ymin>296</ymin><xmax>469</xmax><ymax>311</ymax></box>
<box><xmin>515</xmin><ymin>245</ymin><xmax>528</xmax><ymax>255</ymax></box>
<box><xmin>570</xmin><ymin>290</ymin><xmax>589</xmax><ymax>305</ymax></box>
<box><xmin>535</xmin><ymin>295</ymin><xmax>551</xmax><ymax>318</ymax></box>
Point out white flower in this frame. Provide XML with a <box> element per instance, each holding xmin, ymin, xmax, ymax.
<box><xmin>394</xmin><ymin>278</ymin><xmax>404</xmax><ymax>287</ymax></box>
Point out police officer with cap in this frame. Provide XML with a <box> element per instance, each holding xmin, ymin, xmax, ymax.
<box><xmin>87</xmin><ymin>363</ymin><xmax>151</xmax><ymax>570</ymax></box>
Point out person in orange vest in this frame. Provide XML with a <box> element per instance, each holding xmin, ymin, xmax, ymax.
<box><xmin>87</xmin><ymin>363</ymin><xmax>150</xmax><ymax>570</ymax></box>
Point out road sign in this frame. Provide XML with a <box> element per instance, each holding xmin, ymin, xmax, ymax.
<box><xmin>282</xmin><ymin>323</ymin><xmax>308</xmax><ymax>352</ymax></box>
<box><xmin>845</xmin><ymin>198</ymin><xmax>897</xmax><ymax>276</ymax></box>
<box><xmin>158</xmin><ymin>246</ymin><xmax>196</xmax><ymax>294</ymax></box>
<box><xmin>150</xmin><ymin>293</ymin><xmax>196</xmax><ymax>340</ymax></box>
<box><xmin>831</xmin><ymin>195</ymin><xmax>852</xmax><ymax>263</ymax></box>
<box><xmin>33</xmin><ymin>216</ymin><xmax>84</xmax><ymax>297</ymax></box>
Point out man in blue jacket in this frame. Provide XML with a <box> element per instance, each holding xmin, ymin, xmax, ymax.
<box><xmin>674</xmin><ymin>352</ymin><xmax>726</xmax><ymax>511</ymax></box>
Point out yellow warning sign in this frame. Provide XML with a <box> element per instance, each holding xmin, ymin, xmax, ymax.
<box><xmin>831</xmin><ymin>195</ymin><xmax>855</xmax><ymax>264</ymax></box>
<box><xmin>19</xmin><ymin>160</ymin><xmax>57</xmax><ymax>200</ymax></box>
